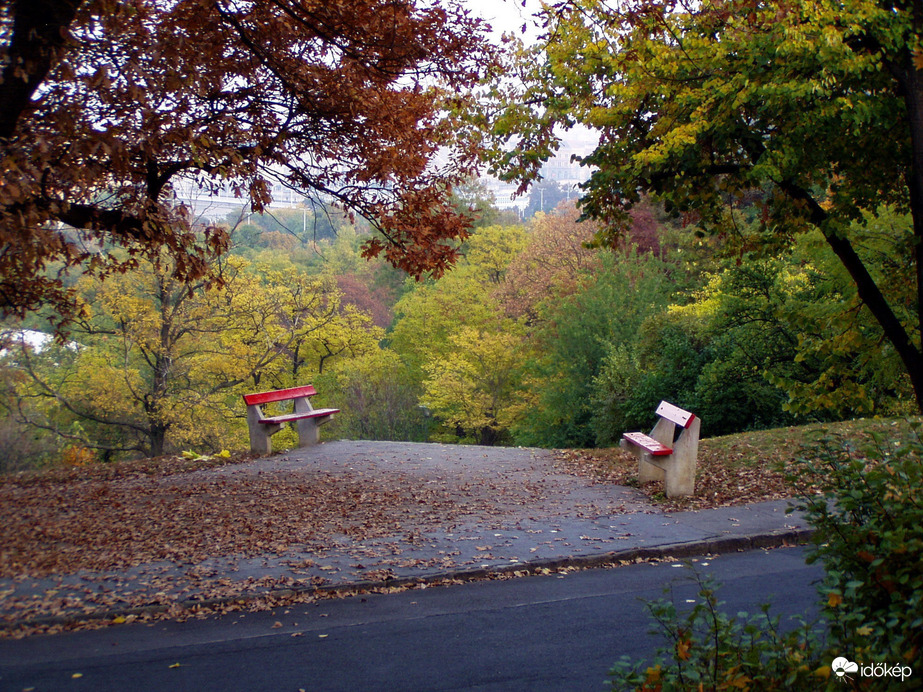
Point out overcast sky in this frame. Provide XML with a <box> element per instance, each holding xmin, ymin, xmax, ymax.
<box><xmin>462</xmin><ymin>0</ymin><xmax>544</xmax><ymax>40</ymax></box>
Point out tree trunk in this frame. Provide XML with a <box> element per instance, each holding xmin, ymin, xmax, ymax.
<box><xmin>821</xmin><ymin>229</ymin><xmax>923</xmax><ymax>412</ymax></box>
<box><xmin>779</xmin><ymin>178</ymin><xmax>923</xmax><ymax>414</ymax></box>
<box><xmin>148</xmin><ymin>424</ymin><xmax>167</xmax><ymax>458</ymax></box>
<box><xmin>889</xmin><ymin>48</ymin><xmax>923</xmax><ymax>413</ymax></box>
<box><xmin>0</xmin><ymin>0</ymin><xmax>82</xmax><ymax>140</ymax></box>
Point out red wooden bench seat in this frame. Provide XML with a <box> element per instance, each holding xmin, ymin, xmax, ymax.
<box><xmin>255</xmin><ymin>409</ymin><xmax>339</xmax><ymax>426</ymax></box>
<box><xmin>622</xmin><ymin>432</ymin><xmax>672</xmax><ymax>456</ymax></box>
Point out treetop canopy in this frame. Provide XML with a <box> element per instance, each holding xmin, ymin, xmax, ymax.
<box><xmin>0</xmin><ymin>0</ymin><xmax>496</xmax><ymax>324</ymax></box>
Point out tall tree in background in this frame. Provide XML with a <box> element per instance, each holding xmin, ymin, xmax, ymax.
<box><xmin>0</xmin><ymin>0</ymin><xmax>493</xmax><ymax>324</ymax></box>
<box><xmin>6</xmin><ymin>256</ymin><xmax>374</xmax><ymax>458</ymax></box>
<box><xmin>485</xmin><ymin>0</ymin><xmax>923</xmax><ymax>412</ymax></box>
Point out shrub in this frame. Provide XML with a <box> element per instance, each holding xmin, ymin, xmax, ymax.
<box><xmin>607</xmin><ymin>571</ymin><xmax>828</xmax><ymax>690</ymax></box>
<box><xmin>608</xmin><ymin>426</ymin><xmax>923</xmax><ymax>690</ymax></box>
<box><xmin>791</xmin><ymin>428</ymin><xmax>923</xmax><ymax>668</ymax></box>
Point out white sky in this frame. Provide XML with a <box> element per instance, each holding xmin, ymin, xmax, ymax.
<box><xmin>461</xmin><ymin>0</ymin><xmax>545</xmax><ymax>40</ymax></box>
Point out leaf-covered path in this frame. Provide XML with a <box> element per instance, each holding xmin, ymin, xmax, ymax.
<box><xmin>0</xmin><ymin>442</ymin><xmax>658</xmax><ymax>634</ymax></box>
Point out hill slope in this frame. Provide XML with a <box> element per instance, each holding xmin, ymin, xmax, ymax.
<box><xmin>559</xmin><ymin>417</ymin><xmax>921</xmax><ymax>511</ymax></box>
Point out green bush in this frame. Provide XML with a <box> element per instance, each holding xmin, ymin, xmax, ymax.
<box><xmin>608</xmin><ymin>426</ymin><xmax>923</xmax><ymax>691</ymax></box>
<box><xmin>607</xmin><ymin>571</ymin><xmax>827</xmax><ymax>690</ymax></box>
<box><xmin>791</xmin><ymin>428</ymin><xmax>923</xmax><ymax>668</ymax></box>
<box><xmin>514</xmin><ymin>248</ymin><xmax>674</xmax><ymax>448</ymax></box>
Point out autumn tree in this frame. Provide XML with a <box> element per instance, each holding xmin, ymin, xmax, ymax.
<box><xmin>5</xmin><ymin>255</ymin><xmax>376</xmax><ymax>458</ymax></box>
<box><xmin>0</xmin><ymin>0</ymin><xmax>494</xmax><ymax>325</ymax></box>
<box><xmin>485</xmin><ymin>0</ymin><xmax>923</xmax><ymax>412</ymax></box>
<box><xmin>320</xmin><ymin>349</ymin><xmax>431</xmax><ymax>442</ymax></box>
<box><xmin>422</xmin><ymin>326</ymin><xmax>533</xmax><ymax>445</ymax></box>
<box><xmin>389</xmin><ymin>224</ymin><xmax>527</xmax><ymax>373</ymax></box>
<box><xmin>496</xmin><ymin>202</ymin><xmax>602</xmax><ymax>321</ymax></box>
<box><xmin>388</xmin><ymin>222</ymin><xmax>531</xmax><ymax>442</ymax></box>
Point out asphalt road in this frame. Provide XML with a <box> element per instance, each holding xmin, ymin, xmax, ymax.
<box><xmin>0</xmin><ymin>546</ymin><xmax>825</xmax><ymax>692</ymax></box>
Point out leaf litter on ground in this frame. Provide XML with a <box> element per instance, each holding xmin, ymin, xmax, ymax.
<box><xmin>0</xmin><ymin>417</ymin><xmax>911</xmax><ymax>636</ymax></box>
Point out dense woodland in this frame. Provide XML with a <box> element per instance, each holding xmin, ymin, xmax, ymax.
<box><xmin>1</xmin><ymin>188</ymin><xmax>914</xmax><ymax>468</ymax></box>
<box><xmin>2</xmin><ymin>0</ymin><xmax>922</xmax><ymax>468</ymax></box>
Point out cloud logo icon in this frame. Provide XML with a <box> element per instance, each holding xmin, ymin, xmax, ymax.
<box><xmin>832</xmin><ymin>657</ymin><xmax>859</xmax><ymax>677</ymax></box>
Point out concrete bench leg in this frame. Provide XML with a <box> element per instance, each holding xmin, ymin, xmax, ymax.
<box><xmin>247</xmin><ymin>406</ymin><xmax>276</xmax><ymax>455</ymax></box>
<box><xmin>292</xmin><ymin>396</ymin><xmax>317</xmax><ymax>447</ymax></box>
<box><xmin>663</xmin><ymin>417</ymin><xmax>700</xmax><ymax>497</ymax></box>
<box><xmin>618</xmin><ymin>440</ymin><xmax>666</xmax><ymax>483</ymax></box>
<box><xmin>642</xmin><ymin>415</ymin><xmax>676</xmax><ymax>483</ymax></box>
<box><xmin>295</xmin><ymin>417</ymin><xmax>320</xmax><ymax>447</ymax></box>
<box><xmin>638</xmin><ymin>452</ymin><xmax>665</xmax><ymax>483</ymax></box>
<box><xmin>663</xmin><ymin>459</ymin><xmax>695</xmax><ymax>497</ymax></box>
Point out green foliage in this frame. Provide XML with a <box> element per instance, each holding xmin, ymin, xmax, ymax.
<box><xmin>515</xmin><ymin>248</ymin><xmax>674</xmax><ymax>448</ymax></box>
<box><xmin>593</xmin><ymin>208</ymin><xmax>916</xmax><ymax>442</ymax></box>
<box><xmin>607</xmin><ymin>571</ymin><xmax>828</xmax><ymax>691</ymax></box>
<box><xmin>767</xmin><ymin>213</ymin><xmax>917</xmax><ymax>417</ymax></box>
<box><xmin>612</xmin><ymin>428</ymin><xmax>923</xmax><ymax>690</ymax></box>
<box><xmin>590</xmin><ymin>344</ymin><xmax>646</xmax><ymax>444</ymax></box>
<box><xmin>484</xmin><ymin>0</ymin><xmax>923</xmax><ymax>413</ymax></box>
<box><xmin>319</xmin><ymin>349</ymin><xmax>431</xmax><ymax>442</ymax></box>
<box><xmin>791</xmin><ymin>428</ymin><xmax>923</xmax><ymax>667</ymax></box>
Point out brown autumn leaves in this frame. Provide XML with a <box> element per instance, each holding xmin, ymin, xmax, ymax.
<box><xmin>0</xmin><ymin>0</ymin><xmax>496</xmax><ymax>324</ymax></box>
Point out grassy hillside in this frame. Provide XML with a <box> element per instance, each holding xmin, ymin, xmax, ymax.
<box><xmin>559</xmin><ymin>417</ymin><xmax>922</xmax><ymax>511</ymax></box>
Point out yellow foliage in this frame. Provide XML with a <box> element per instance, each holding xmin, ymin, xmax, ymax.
<box><xmin>15</xmin><ymin>253</ymin><xmax>380</xmax><ymax>457</ymax></box>
<box><xmin>422</xmin><ymin>324</ymin><xmax>533</xmax><ymax>437</ymax></box>
<box><xmin>61</xmin><ymin>445</ymin><xmax>96</xmax><ymax>467</ymax></box>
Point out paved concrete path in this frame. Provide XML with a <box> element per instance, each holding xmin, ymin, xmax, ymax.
<box><xmin>0</xmin><ymin>441</ymin><xmax>812</xmax><ymax>631</ymax></box>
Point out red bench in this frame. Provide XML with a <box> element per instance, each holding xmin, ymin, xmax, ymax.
<box><xmin>243</xmin><ymin>385</ymin><xmax>339</xmax><ymax>455</ymax></box>
<box><xmin>620</xmin><ymin>401</ymin><xmax>700</xmax><ymax>497</ymax></box>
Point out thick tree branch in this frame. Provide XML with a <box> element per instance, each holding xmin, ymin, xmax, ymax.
<box><xmin>0</xmin><ymin>0</ymin><xmax>83</xmax><ymax>140</ymax></box>
<box><xmin>778</xmin><ymin>179</ymin><xmax>923</xmax><ymax>396</ymax></box>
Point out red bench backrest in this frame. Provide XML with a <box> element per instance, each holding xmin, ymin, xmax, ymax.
<box><xmin>243</xmin><ymin>385</ymin><xmax>317</xmax><ymax>406</ymax></box>
<box><xmin>655</xmin><ymin>400</ymin><xmax>696</xmax><ymax>428</ymax></box>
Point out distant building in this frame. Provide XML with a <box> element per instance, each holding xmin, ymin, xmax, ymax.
<box><xmin>171</xmin><ymin>177</ymin><xmax>304</xmax><ymax>222</ymax></box>
<box><xmin>480</xmin><ymin>129</ymin><xmax>598</xmax><ymax>213</ymax></box>
<box><xmin>171</xmin><ymin>129</ymin><xmax>599</xmax><ymax>221</ymax></box>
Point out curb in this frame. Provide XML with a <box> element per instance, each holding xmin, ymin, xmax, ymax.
<box><xmin>1</xmin><ymin>528</ymin><xmax>815</xmax><ymax>633</ymax></box>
